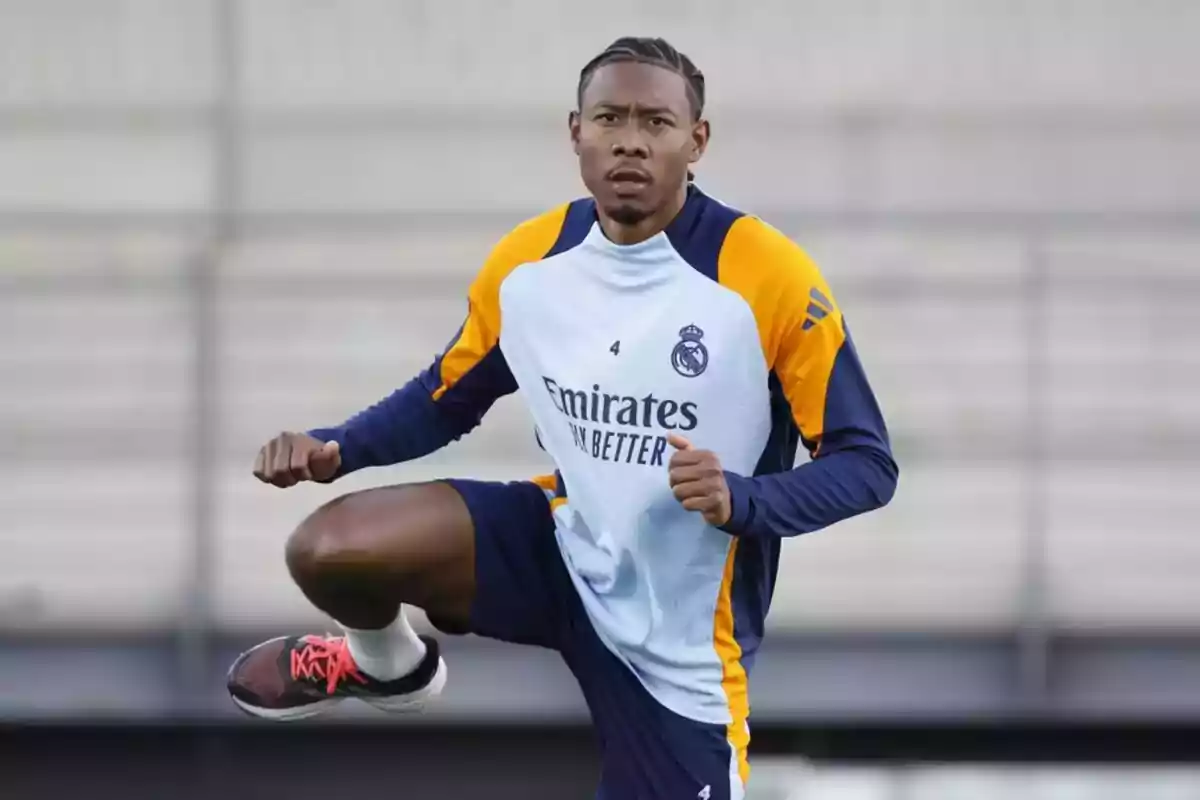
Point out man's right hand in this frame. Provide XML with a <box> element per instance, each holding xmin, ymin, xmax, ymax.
<box><xmin>253</xmin><ymin>432</ymin><xmax>342</xmax><ymax>488</ymax></box>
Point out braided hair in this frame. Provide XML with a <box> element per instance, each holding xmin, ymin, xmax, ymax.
<box><xmin>577</xmin><ymin>37</ymin><xmax>706</xmax><ymax>181</ymax></box>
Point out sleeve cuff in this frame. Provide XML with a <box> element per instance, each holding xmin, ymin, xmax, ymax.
<box><xmin>720</xmin><ymin>471</ymin><xmax>759</xmax><ymax>537</ymax></box>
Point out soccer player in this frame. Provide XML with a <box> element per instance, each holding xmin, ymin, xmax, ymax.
<box><xmin>227</xmin><ymin>36</ymin><xmax>898</xmax><ymax>799</ymax></box>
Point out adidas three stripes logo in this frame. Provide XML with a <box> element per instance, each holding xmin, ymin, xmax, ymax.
<box><xmin>802</xmin><ymin>287</ymin><xmax>834</xmax><ymax>331</ymax></box>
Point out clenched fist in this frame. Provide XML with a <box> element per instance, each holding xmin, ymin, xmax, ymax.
<box><xmin>253</xmin><ymin>432</ymin><xmax>341</xmax><ymax>488</ymax></box>
<box><xmin>666</xmin><ymin>434</ymin><xmax>732</xmax><ymax>527</ymax></box>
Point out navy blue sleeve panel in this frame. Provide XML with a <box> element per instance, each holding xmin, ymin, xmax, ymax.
<box><xmin>712</xmin><ymin>212</ymin><xmax>897</xmax><ymax>539</ymax></box>
<box><xmin>306</xmin><ymin>325</ymin><xmax>520</xmax><ymax>479</ymax></box>
<box><xmin>722</xmin><ymin>322</ymin><xmax>898</xmax><ymax>538</ymax></box>
<box><xmin>720</xmin><ymin>321</ymin><xmax>902</xmax><ymax>542</ymax></box>
<box><xmin>308</xmin><ymin>374</ymin><xmax>480</xmax><ymax>475</ymax></box>
<box><xmin>306</xmin><ymin>202</ymin><xmax>585</xmax><ymax>479</ymax></box>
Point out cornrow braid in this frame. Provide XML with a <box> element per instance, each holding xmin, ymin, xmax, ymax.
<box><xmin>577</xmin><ymin>37</ymin><xmax>706</xmax><ymax>182</ymax></box>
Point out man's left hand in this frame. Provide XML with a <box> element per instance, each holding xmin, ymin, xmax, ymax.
<box><xmin>667</xmin><ymin>434</ymin><xmax>732</xmax><ymax>528</ymax></box>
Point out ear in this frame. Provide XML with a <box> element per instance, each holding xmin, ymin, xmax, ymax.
<box><xmin>569</xmin><ymin>110</ymin><xmax>582</xmax><ymax>155</ymax></box>
<box><xmin>689</xmin><ymin>118</ymin><xmax>710</xmax><ymax>165</ymax></box>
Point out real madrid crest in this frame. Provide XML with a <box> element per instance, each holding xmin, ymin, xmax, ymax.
<box><xmin>671</xmin><ymin>324</ymin><xmax>708</xmax><ymax>378</ymax></box>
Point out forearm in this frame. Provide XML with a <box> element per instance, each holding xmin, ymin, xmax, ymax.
<box><xmin>722</xmin><ymin>444</ymin><xmax>898</xmax><ymax>538</ymax></box>
<box><xmin>307</xmin><ymin>377</ymin><xmax>476</xmax><ymax>478</ymax></box>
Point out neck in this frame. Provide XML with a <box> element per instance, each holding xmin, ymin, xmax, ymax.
<box><xmin>597</xmin><ymin>182</ymin><xmax>689</xmax><ymax>245</ymax></box>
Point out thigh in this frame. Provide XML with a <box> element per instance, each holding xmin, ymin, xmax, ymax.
<box><xmin>564</xmin><ymin>624</ymin><xmax>747</xmax><ymax>800</ymax></box>
<box><xmin>440</xmin><ymin>478</ymin><xmax>573</xmax><ymax>650</ymax></box>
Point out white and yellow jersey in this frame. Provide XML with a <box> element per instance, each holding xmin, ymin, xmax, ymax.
<box><xmin>311</xmin><ymin>187</ymin><xmax>897</xmax><ymax>765</ymax></box>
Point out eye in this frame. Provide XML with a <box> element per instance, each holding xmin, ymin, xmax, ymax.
<box><xmin>648</xmin><ymin>116</ymin><xmax>672</xmax><ymax>128</ymax></box>
<box><xmin>595</xmin><ymin>112</ymin><xmax>619</xmax><ymax>123</ymax></box>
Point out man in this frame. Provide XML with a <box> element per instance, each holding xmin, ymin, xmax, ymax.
<box><xmin>228</xmin><ymin>36</ymin><xmax>898</xmax><ymax>800</ymax></box>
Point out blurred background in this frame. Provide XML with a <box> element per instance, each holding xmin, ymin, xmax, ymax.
<box><xmin>2</xmin><ymin>0</ymin><xmax>1199</xmax><ymax>797</ymax></box>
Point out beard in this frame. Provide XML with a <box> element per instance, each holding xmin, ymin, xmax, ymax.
<box><xmin>603</xmin><ymin>202</ymin><xmax>653</xmax><ymax>226</ymax></box>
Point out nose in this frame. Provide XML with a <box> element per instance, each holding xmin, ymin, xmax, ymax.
<box><xmin>611</xmin><ymin>128</ymin><xmax>649</xmax><ymax>160</ymax></box>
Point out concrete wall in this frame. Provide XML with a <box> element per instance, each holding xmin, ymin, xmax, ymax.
<box><xmin>1</xmin><ymin>0</ymin><xmax>1197</xmax><ymax>634</ymax></box>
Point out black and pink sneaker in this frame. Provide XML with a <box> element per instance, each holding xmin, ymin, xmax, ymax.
<box><xmin>226</xmin><ymin>633</ymin><xmax>446</xmax><ymax>721</ymax></box>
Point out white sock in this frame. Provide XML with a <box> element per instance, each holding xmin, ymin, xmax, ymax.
<box><xmin>341</xmin><ymin>608</ymin><xmax>427</xmax><ymax>681</ymax></box>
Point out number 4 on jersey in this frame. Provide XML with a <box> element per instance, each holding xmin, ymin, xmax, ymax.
<box><xmin>609</xmin><ymin>340</ymin><xmax>620</xmax><ymax>356</ymax></box>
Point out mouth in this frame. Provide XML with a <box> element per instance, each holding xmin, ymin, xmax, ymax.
<box><xmin>606</xmin><ymin>167</ymin><xmax>653</xmax><ymax>185</ymax></box>
<box><xmin>606</xmin><ymin>167</ymin><xmax>652</xmax><ymax>198</ymax></box>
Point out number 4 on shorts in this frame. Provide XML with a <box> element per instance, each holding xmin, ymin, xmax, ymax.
<box><xmin>610</xmin><ymin>340</ymin><xmax>620</xmax><ymax>356</ymax></box>
<box><xmin>697</xmin><ymin>786</ymin><xmax>711</xmax><ymax>800</ymax></box>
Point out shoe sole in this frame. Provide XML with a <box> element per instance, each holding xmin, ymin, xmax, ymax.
<box><xmin>231</xmin><ymin>693</ymin><xmax>343</xmax><ymax>721</ymax></box>
<box><xmin>229</xmin><ymin>647</ymin><xmax>448</xmax><ymax>722</ymax></box>
<box><xmin>364</xmin><ymin>656</ymin><xmax>448</xmax><ymax>713</ymax></box>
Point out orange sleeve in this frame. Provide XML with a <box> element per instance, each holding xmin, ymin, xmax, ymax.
<box><xmin>309</xmin><ymin>203</ymin><xmax>575</xmax><ymax>474</ymax></box>
<box><xmin>716</xmin><ymin>216</ymin><xmax>846</xmax><ymax>449</ymax></box>
<box><xmin>715</xmin><ymin>215</ymin><xmax>897</xmax><ymax>538</ymax></box>
<box><xmin>427</xmin><ymin>203</ymin><xmax>572</xmax><ymax>401</ymax></box>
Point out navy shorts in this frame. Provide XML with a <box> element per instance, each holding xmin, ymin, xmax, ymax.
<box><xmin>443</xmin><ymin>478</ymin><xmax>743</xmax><ymax>800</ymax></box>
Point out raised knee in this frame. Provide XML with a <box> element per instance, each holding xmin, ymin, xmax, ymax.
<box><xmin>284</xmin><ymin>493</ymin><xmax>372</xmax><ymax>584</ymax></box>
<box><xmin>283</xmin><ymin>482</ymin><xmax>475</xmax><ymax>629</ymax></box>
